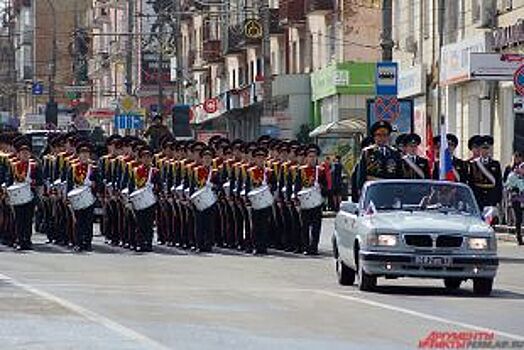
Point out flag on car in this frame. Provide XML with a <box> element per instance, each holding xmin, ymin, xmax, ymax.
<box><xmin>426</xmin><ymin>122</ymin><xmax>435</xmax><ymax>174</ymax></box>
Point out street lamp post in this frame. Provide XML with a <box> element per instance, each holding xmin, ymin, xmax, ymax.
<box><xmin>44</xmin><ymin>0</ymin><xmax>58</xmax><ymax>126</ymax></box>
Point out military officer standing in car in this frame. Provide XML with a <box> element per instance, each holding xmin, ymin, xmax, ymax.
<box><xmin>468</xmin><ymin>135</ymin><xmax>503</xmax><ymax>211</ymax></box>
<box><xmin>352</xmin><ymin>120</ymin><xmax>402</xmax><ymax>202</ymax></box>
<box><xmin>432</xmin><ymin>134</ymin><xmax>469</xmax><ymax>183</ymax></box>
<box><xmin>400</xmin><ymin>133</ymin><xmax>431</xmax><ymax>179</ymax></box>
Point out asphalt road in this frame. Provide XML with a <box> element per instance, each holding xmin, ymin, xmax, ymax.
<box><xmin>0</xmin><ymin>219</ymin><xmax>523</xmax><ymax>350</ymax></box>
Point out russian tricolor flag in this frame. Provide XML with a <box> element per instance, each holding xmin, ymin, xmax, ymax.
<box><xmin>439</xmin><ymin>120</ymin><xmax>456</xmax><ymax>181</ymax></box>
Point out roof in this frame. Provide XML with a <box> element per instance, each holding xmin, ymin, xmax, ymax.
<box><xmin>309</xmin><ymin>119</ymin><xmax>366</xmax><ymax>138</ymax></box>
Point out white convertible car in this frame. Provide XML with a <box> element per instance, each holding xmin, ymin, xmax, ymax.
<box><xmin>333</xmin><ymin>180</ymin><xmax>499</xmax><ymax>296</ymax></box>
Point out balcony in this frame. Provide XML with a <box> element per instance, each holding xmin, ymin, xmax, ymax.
<box><xmin>203</xmin><ymin>40</ymin><xmax>222</xmax><ymax>62</ymax></box>
<box><xmin>225</xmin><ymin>21</ymin><xmax>262</xmax><ymax>54</ymax></box>
<box><xmin>305</xmin><ymin>0</ymin><xmax>335</xmax><ymax>14</ymax></box>
<box><xmin>279</xmin><ymin>0</ymin><xmax>306</xmax><ymax>25</ymax></box>
<box><xmin>269</xmin><ymin>9</ymin><xmax>284</xmax><ymax>35</ymax></box>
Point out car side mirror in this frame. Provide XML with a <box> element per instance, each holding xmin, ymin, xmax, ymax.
<box><xmin>340</xmin><ymin>201</ymin><xmax>358</xmax><ymax>215</ymax></box>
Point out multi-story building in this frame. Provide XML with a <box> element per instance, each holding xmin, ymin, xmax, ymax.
<box><xmin>187</xmin><ymin>0</ymin><xmax>381</xmax><ymax>141</ymax></box>
<box><xmin>393</xmin><ymin>0</ymin><xmax>524</xmax><ymax>165</ymax></box>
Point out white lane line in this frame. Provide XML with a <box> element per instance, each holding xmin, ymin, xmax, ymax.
<box><xmin>0</xmin><ymin>273</ymin><xmax>170</xmax><ymax>350</ymax></box>
<box><xmin>316</xmin><ymin>290</ymin><xmax>524</xmax><ymax>341</ymax></box>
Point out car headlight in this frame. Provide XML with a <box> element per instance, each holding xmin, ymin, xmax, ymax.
<box><xmin>369</xmin><ymin>234</ymin><xmax>397</xmax><ymax>246</ymax></box>
<box><xmin>468</xmin><ymin>237</ymin><xmax>489</xmax><ymax>250</ymax></box>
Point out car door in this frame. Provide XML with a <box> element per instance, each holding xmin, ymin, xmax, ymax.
<box><xmin>335</xmin><ymin>202</ymin><xmax>359</xmax><ymax>264</ymax></box>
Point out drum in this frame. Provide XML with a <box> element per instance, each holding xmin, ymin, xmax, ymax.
<box><xmin>248</xmin><ymin>185</ymin><xmax>274</xmax><ymax>210</ymax></box>
<box><xmin>190</xmin><ymin>185</ymin><xmax>217</xmax><ymax>211</ymax></box>
<box><xmin>129</xmin><ymin>187</ymin><xmax>157</xmax><ymax>211</ymax></box>
<box><xmin>297</xmin><ymin>186</ymin><xmax>323</xmax><ymax>210</ymax></box>
<box><xmin>7</xmin><ymin>182</ymin><xmax>33</xmax><ymax>206</ymax></box>
<box><xmin>67</xmin><ymin>186</ymin><xmax>96</xmax><ymax>211</ymax></box>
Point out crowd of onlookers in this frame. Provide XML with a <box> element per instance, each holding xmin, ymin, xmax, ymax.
<box><xmin>503</xmin><ymin>151</ymin><xmax>524</xmax><ymax>244</ymax></box>
<box><xmin>320</xmin><ymin>155</ymin><xmax>344</xmax><ymax>212</ymax></box>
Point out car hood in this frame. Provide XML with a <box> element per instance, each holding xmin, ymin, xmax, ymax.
<box><xmin>362</xmin><ymin>211</ymin><xmax>491</xmax><ymax>235</ymax></box>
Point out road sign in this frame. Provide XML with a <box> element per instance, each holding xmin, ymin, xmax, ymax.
<box><xmin>374</xmin><ymin>95</ymin><xmax>400</xmax><ymax>123</ymax></box>
<box><xmin>63</xmin><ymin>85</ymin><xmax>91</xmax><ymax>93</ymax></box>
<box><xmin>32</xmin><ymin>82</ymin><xmax>43</xmax><ymax>96</ymax></box>
<box><xmin>376</xmin><ymin>62</ymin><xmax>398</xmax><ymax>95</ymax></box>
<box><xmin>120</xmin><ymin>95</ymin><xmax>136</xmax><ymax>112</ymax></box>
<box><xmin>244</xmin><ymin>19</ymin><xmax>263</xmax><ymax>39</ymax></box>
<box><xmin>203</xmin><ymin>98</ymin><xmax>218</xmax><ymax>114</ymax></box>
<box><xmin>514</xmin><ymin>64</ymin><xmax>524</xmax><ymax>96</ymax></box>
<box><xmin>114</xmin><ymin>114</ymin><xmax>144</xmax><ymax>130</ymax></box>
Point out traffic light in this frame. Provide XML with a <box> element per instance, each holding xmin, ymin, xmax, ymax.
<box><xmin>45</xmin><ymin>101</ymin><xmax>58</xmax><ymax>126</ymax></box>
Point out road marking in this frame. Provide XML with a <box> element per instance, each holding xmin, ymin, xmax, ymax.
<box><xmin>0</xmin><ymin>273</ymin><xmax>171</xmax><ymax>350</ymax></box>
<box><xmin>316</xmin><ymin>290</ymin><xmax>524</xmax><ymax>341</ymax></box>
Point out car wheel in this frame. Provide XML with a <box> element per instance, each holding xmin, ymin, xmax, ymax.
<box><xmin>444</xmin><ymin>278</ymin><xmax>462</xmax><ymax>290</ymax></box>
<box><xmin>357</xmin><ymin>257</ymin><xmax>377</xmax><ymax>291</ymax></box>
<box><xmin>336</xmin><ymin>255</ymin><xmax>356</xmax><ymax>286</ymax></box>
<box><xmin>473</xmin><ymin>278</ymin><xmax>493</xmax><ymax>296</ymax></box>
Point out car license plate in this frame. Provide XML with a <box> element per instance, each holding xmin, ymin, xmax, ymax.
<box><xmin>415</xmin><ymin>256</ymin><xmax>451</xmax><ymax>266</ymax></box>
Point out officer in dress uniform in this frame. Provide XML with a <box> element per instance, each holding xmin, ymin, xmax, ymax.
<box><xmin>400</xmin><ymin>133</ymin><xmax>431</xmax><ymax>179</ymax></box>
<box><xmin>8</xmin><ymin>137</ymin><xmax>43</xmax><ymax>250</ymax></box>
<box><xmin>468</xmin><ymin>135</ymin><xmax>503</xmax><ymax>211</ymax></box>
<box><xmin>190</xmin><ymin>146</ymin><xmax>221</xmax><ymax>253</ymax></box>
<box><xmin>432</xmin><ymin>134</ymin><xmax>468</xmax><ymax>183</ymax></box>
<box><xmin>245</xmin><ymin>147</ymin><xmax>277</xmax><ymax>255</ymax></box>
<box><xmin>295</xmin><ymin>144</ymin><xmax>327</xmax><ymax>255</ymax></box>
<box><xmin>352</xmin><ymin>120</ymin><xmax>402</xmax><ymax>202</ymax></box>
<box><xmin>467</xmin><ymin>135</ymin><xmax>482</xmax><ymax>161</ymax></box>
<box><xmin>128</xmin><ymin>146</ymin><xmax>161</xmax><ymax>252</ymax></box>
<box><xmin>66</xmin><ymin>142</ymin><xmax>101</xmax><ymax>252</ymax></box>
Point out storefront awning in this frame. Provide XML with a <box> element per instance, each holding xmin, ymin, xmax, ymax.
<box><xmin>309</xmin><ymin>118</ymin><xmax>366</xmax><ymax>138</ymax></box>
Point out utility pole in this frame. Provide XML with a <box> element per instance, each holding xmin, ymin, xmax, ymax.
<box><xmin>126</xmin><ymin>0</ymin><xmax>134</xmax><ymax>95</ymax></box>
<box><xmin>261</xmin><ymin>0</ymin><xmax>272</xmax><ymax>128</ymax></box>
<box><xmin>44</xmin><ymin>0</ymin><xmax>58</xmax><ymax>126</ymax></box>
<box><xmin>380</xmin><ymin>0</ymin><xmax>393</xmax><ymax>61</ymax></box>
<box><xmin>174</xmin><ymin>0</ymin><xmax>183</xmax><ymax>105</ymax></box>
<box><xmin>436</xmin><ymin>0</ymin><xmax>445</xmax><ymax>126</ymax></box>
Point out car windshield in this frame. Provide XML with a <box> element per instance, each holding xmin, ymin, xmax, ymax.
<box><xmin>363</xmin><ymin>182</ymin><xmax>479</xmax><ymax>216</ymax></box>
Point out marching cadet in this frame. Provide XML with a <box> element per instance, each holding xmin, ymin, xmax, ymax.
<box><xmin>468</xmin><ymin>135</ymin><xmax>503</xmax><ymax>211</ymax></box>
<box><xmin>282</xmin><ymin>143</ymin><xmax>304</xmax><ymax>253</ymax></box>
<box><xmin>190</xmin><ymin>146</ymin><xmax>221</xmax><ymax>253</ymax></box>
<box><xmin>99</xmin><ymin>135</ymin><xmax>122</xmax><ymax>245</ymax></box>
<box><xmin>350</xmin><ymin>136</ymin><xmax>374</xmax><ymax>203</ymax></box>
<box><xmin>295</xmin><ymin>144</ymin><xmax>327</xmax><ymax>255</ymax></box>
<box><xmin>66</xmin><ymin>142</ymin><xmax>101</xmax><ymax>252</ymax></box>
<box><xmin>432</xmin><ymin>134</ymin><xmax>468</xmax><ymax>183</ymax></box>
<box><xmin>352</xmin><ymin>120</ymin><xmax>402</xmax><ymax>202</ymax></box>
<box><xmin>400</xmin><ymin>133</ymin><xmax>431</xmax><ymax>179</ymax></box>
<box><xmin>8</xmin><ymin>137</ymin><xmax>43</xmax><ymax>250</ymax></box>
<box><xmin>0</xmin><ymin>133</ymin><xmax>17</xmax><ymax>245</ymax></box>
<box><xmin>245</xmin><ymin>147</ymin><xmax>277</xmax><ymax>255</ymax></box>
<box><xmin>229</xmin><ymin>139</ymin><xmax>245</xmax><ymax>249</ymax></box>
<box><xmin>128</xmin><ymin>146</ymin><xmax>161</xmax><ymax>252</ymax></box>
<box><xmin>155</xmin><ymin>137</ymin><xmax>176</xmax><ymax>245</ymax></box>
<box><xmin>238</xmin><ymin>142</ymin><xmax>259</xmax><ymax>252</ymax></box>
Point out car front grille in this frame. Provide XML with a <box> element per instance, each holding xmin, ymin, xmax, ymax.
<box><xmin>436</xmin><ymin>235</ymin><xmax>463</xmax><ymax>248</ymax></box>
<box><xmin>404</xmin><ymin>234</ymin><xmax>433</xmax><ymax>247</ymax></box>
<box><xmin>403</xmin><ymin>234</ymin><xmax>463</xmax><ymax>248</ymax></box>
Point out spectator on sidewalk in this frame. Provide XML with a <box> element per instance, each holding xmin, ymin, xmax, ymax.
<box><xmin>332</xmin><ymin>155</ymin><xmax>343</xmax><ymax>211</ymax></box>
<box><xmin>323</xmin><ymin>156</ymin><xmax>333</xmax><ymax>210</ymax></box>
<box><xmin>144</xmin><ymin>114</ymin><xmax>172</xmax><ymax>152</ymax></box>
<box><xmin>504</xmin><ymin>162</ymin><xmax>524</xmax><ymax>246</ymax></box>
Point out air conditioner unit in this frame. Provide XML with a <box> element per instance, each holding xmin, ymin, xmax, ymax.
<box><xmin>474</xmin><ymin>0</ymin><xmax>495</xmax><ymax>28</ymax></box>
<box><xmin>404</xmin><ymin>35</ymin><xmax>417</xmax><ymax>53</ymax></box>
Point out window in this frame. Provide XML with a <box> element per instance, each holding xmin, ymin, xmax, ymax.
<box><xmin>423</xmin><ymin>0</ymin><xmax>430</xmax><ymax>39</ymax></box>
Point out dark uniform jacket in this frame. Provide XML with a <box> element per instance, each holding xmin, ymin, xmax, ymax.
<box><xmin>66</xmin><ymin>161</ymin><xmax>102</xmax><ymax>194</ymax></box>
<box><xmin>294</xmin><ymin>164</ymin><xmax>328</xmax><ymax>196</ymax></box>
<box><xmin>353</xmin><ymin>144</ymin><xmax>402</xmax><ymax>193</ymax></box>
<box><xmin>401</xmin><ymin>155</ymin><xmax>431</xmax><ymax>179</ymax></box>
<box><xmin>432</xmin><ymin>157</ymin><xmax>468</xmax><ymax>183</ymax></box>
<box><xmin>468</xmin><ymin>157</ymin><xmax>503</xmax><ymax>208</ymax></box>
